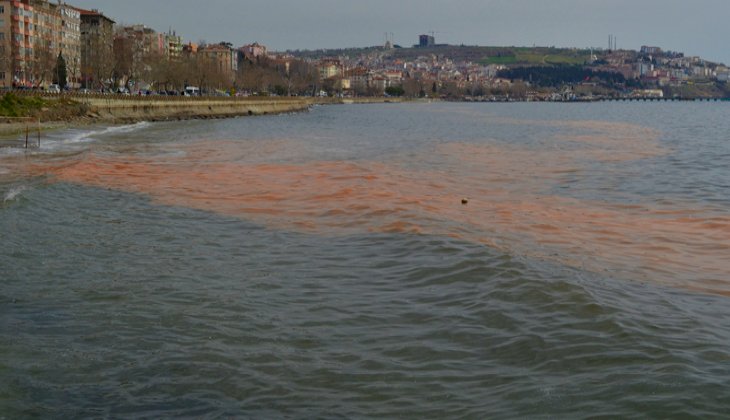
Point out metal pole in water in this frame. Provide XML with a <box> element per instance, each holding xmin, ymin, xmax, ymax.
<box><xmin>37</xmin><ymin>119</ymin><xmax>41</xmax><ymax>148</ymax></box>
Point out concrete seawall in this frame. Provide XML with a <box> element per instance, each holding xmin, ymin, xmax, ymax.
<box><xmin>1</xmin><ymin>95</ymin><xmax>412</xmax><ymax>139</ymax></box>
<box><xmin>80</xmin><ymin>97</ymin><xmax>315</xmax><ymax>122</ymax></box>
<box><xmin>79</xmin><ymin>96</ymin><xmax>408</xmax><ymax>122</ymax></box>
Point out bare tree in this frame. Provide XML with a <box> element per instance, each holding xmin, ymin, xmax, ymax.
<box><xmin>112</xmin><ymin>31</ymin><xmax>148</xmax><ymax>90</ymax></box>
<box><xmin>81</xmin><ymin>32</ymin><xmax>114</xmax><ymax>90</ymax></box>
<box><xmin>67</xmin><ymin>56</ymin><xmax>81</xmax><ymax>89</ymax></box>
<box><xmin>31</xmin><ymin>38</ymin><xmax>57</xmax><ymax>87</ymax></box>
<box><xmin>0</xmin><ymin>41</ymin><xmax>9</xmax><ymax>88</ymax></box>
<box><xmin>184</xmin><ymin>53</ymin><xmax>219</xmax><ymax>92</ymax></box>
<box><xmin>402</xmin><ymin>77</ymin><xmax>425</xmax><ymax>97</ymax></box>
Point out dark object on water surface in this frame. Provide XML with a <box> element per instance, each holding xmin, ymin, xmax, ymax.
<box><xmin>462</xmin><ymin>198</ymin><xmax>469</xmax><ymax>205</ymax></box>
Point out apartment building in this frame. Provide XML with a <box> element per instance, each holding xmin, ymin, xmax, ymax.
<box><xmin>119</xmin><ymin>25</ymin><xmax>164</xmax><ymax>57</ymax></box>
<box><xmin>240</xmin><ymin>42</ymin><xmax>267</xmax><ymax>61</ymax></box>
<box><xmin>318</xmin><ymin>58</ymin><xmax>343</xmax><ymax>80</ymax></box>
<box><xmin>182</xmin><ymin>41</ymin><xmax>197</xmax><ymax>56</ymax></box>
<box><xmin>0</xmin><ymin>2</ymin><xmax>15</xmax><ymax>87</ymax></box>
<box><xmin>165</xmin><ymin>30</ymin><xmax>182</xmax><ymax>60</ymax></box>
<box><xmin>0</xmin><ymin>0</ymin><xmax>80</xmax><ymax>87</ymax></box>
<box><xmin>200</xmin><ymin>43</ymin><xmax>238</xmax><ymax>79</ymax></box>
<box><xmin>73</xmin><ymin>6</ymin><xmax>114</xmax><ymax>88</ymax></box>
<box><xmin>58</xmin><ymin>3</ymin><xmax>80</xmax><ymax>85</ymax></box>
<box><xmin>0</xmin><ymin>0</ymin><xmax>35</xmax><ymax>87</ymax></box>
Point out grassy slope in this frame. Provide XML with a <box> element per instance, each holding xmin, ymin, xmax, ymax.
<box><xmin>0</xmin><ymin>93</ymin><xmax>89</xmax><ymax>121</ymax></box>
<box><xmin>480</xmin><ymin>48</ymin><xmax>591</xmax><ymax>66</ymax></box>
<box><xmin>287</xmin><ymin>44</ymin><xmax>593</xmax><ymax>67</ymax></box>
<box><xmin>0</xmin><ymin>94</ymin><xmax>48</xmax><ymax>118</ymax></box>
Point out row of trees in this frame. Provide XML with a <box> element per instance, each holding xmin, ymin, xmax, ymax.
<box><xmin>89</xmin><ymin>38</ymin><xmax>323</xmax><ymax>95</ymax></box>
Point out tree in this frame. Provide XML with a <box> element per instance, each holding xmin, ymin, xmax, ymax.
<box><xmin>83</xmin><ymin>25</ymin><xmax>115</xmax><ymax>90</ymax></box>
<box><xmin>0</xmin><ymin>43</ymin><xmax>9</xmax><ymax>88</ymax></box>
<box><xmin>31</xmin><ymin>38</ymin><xmax>56</xmax><ymax>87</ymax></box>
<box><xmin>385</xmin><ymin>85</ymin><xmax>405</xmax><ymax>97</ymax></box>
<box><xmin>402</xmin><ymin>77</ymin><xmax>424</xmax><ymax>98</ymax></box>
<box><xmin>53</xmin><ymin>52</ymin><xmax>68</xmax><ymax>89</ymax></box>
<box><xmin>148</xmin><ymin>54</ymin><xmax>186</xmax><ymax>91</ymax></box>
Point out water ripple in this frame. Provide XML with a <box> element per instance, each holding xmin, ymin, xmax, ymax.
<box><xmin>3</xmin><ymin>103</ymin><xmax>730</xmax><ymax>417</ymax></box>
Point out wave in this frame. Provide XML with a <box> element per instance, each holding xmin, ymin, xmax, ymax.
<box><xmin>61</xmin><ymin>121</ymin><xmax>152</xmax><ymax>145</ymax></box>
<box><xmin>3</xmin><ymin>185</ymin><xmax>29</xmax><ymax>203</ymax></box>
<box><xmin>0</xmin><ymin>147</ymin><xmax>25</xmax><ymax>158</ymax></box>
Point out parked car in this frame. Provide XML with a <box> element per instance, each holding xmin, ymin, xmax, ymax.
<box><xmin>48</xmin><ymin>84</ymin><xmax>61</xmax><ymax>93</ymax></box>
<box><xmin>183</xmin><ymin>86</ymin><xmax>200</xmax><ymax>96</ymax></box>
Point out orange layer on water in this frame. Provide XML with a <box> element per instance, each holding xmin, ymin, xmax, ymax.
<box><xmin>9</xmin><ymin>117</ymin><xmax>727</xmax><ymax>296</ymax></box>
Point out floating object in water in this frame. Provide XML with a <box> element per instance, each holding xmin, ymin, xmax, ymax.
<box><xmin>462</xmin><ymin>198</ymin><xmax>469</xmax><ymax>205</ymax></box>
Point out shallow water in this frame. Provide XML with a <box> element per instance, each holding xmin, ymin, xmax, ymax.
<box><xmin>2</xmin><ymin>103</ymin><xmax>730</xmax><ymax>417</ymax></box>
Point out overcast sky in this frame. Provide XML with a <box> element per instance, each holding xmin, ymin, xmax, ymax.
<box><xmin>71</xmin><ymin>0</ymin><xmax>729</xmax><ymax>64</ymax></box>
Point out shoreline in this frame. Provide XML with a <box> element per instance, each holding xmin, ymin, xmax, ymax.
<box><xmin>0</xmin><ymin>96</ymin><xmax>410</xmax><ymax>141</ymax></box>
<box><xmin>1</xmin><ymin>93</ymin><xmax>725</xmax><ymax>143</ymax></box>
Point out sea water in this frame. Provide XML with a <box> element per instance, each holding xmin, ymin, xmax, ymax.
<box><xmin>1</xmin><ymin>102</ymin><xmax>729</xmax><ymax>417</ymax></box>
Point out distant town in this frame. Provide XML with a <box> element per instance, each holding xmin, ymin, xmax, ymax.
<box><xmin>1</xmin><ymin>0</ymin><xmax>729</xmax><ymax>100</ymax></box>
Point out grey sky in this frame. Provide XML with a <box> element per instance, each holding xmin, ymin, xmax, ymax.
<box><xmin>71</xmin><ymin>0</ymin><xmax>729</xmax><ymax>64</ymax></box>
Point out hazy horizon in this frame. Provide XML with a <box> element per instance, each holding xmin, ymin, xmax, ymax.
<box><xmin>71</xmin><ymin>0</ymin><xmax>729</xmax><ymax>64</ymax></box>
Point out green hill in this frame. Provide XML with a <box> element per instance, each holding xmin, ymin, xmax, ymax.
<box><xmin>288</xmin><ymin>45</ymin><xmax>594</xmax><ymax>67</ymax></box>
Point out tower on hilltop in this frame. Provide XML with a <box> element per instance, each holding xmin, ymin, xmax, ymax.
<box><xmin>419</xmin><ymin>34</ymin><xmax>435</xmax><ymax>48</ymax></box>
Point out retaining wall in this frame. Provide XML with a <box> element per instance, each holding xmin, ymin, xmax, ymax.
<box><xmin>79</xmin><ymin>97</ymin><xmax>315</xmax><ymax>122</ymax></box>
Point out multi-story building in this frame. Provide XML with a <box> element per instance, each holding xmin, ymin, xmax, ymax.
<box><xmin>182</xmin><ymin>41</ymin><xmax>197</xmax><ymax>56</ymax></box>
<box><xmin>119</xmin><ymin>25</ymin><xmax>163</xmax><ymax>57</ymax></box>
<box><xmin>27</xmin><ymin>0</ymin><xmax>58</xmax><ymax>86</ymax></box>
<box><xmin>318</xmin><ymin>58</ymin><xmax>342</xmax><ymax>80</ymax></box>
<box><xmin>345</xmin><ymin>67</ymin><xmax>369</xmax><ymax>92</ymax></box>
<box><xmin>640</xmin><ymin>46</ymin><xmax>662</xmax><ymax>55</ymax></box>
<box><xmin>0</xmin><ymin>3</ymin><xmax>7</xmax><ymax>87</ymax></box>
<box><xmin>59</xmin><ymin>3</ymin><xmax>80</xmax><ymax>85</ymax></box>
<box><xmin>419</xmin><ymin>34</ymin><xmax>435</xmax><ymax>48</ymax></box>
<box><xmin>0</xmin><ymin>1</ymin><xmax>36</xmax><ymax>87</ymax></box>
<box><xmin>29</xmin><ymin>0</ymin><xmax>80</xmax><ymax>86</ymax></box>
<box><xmin>164</xmin><ymin>29</ymin><xmax>182</xmax><ymax>60</ymax></box>
<box><xmin>0</xmin><ymin>0</ymin><xmax>81</xmax><ymax>88</ymax></box>
<box><xmin>199</xmin><ymin>43</ymin><xmax>237</xmax><ymax>80</ymax></box>
<box><xmin>73</xmin><ymin>6</ymin><xmax>114</xmax><ymax>89</ymax></box>
<box><xmin>240</xmin><ymin>42</ymin><xmax>266</xmax><ymax>61</ymax></box>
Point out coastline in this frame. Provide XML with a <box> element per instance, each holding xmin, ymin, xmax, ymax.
<box><xmin>0</xmin><ymin>95</ymin><xmax>409</xmax><ymax>142</ymax></box>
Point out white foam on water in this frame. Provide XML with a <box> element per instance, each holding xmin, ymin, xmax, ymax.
<box><xmin>3</xmin><ymin>185</ymin><xmax>28</xmax><ymax>203</ymax></box>
<box><xmin>64</xmin><ymin>121</ymin><xmax>152</xmax><ymax>144</ymax></box>
<box><xmin>0</xmin><ymin>147</ymin><xmax>24</xmax><ymax>157</ymax></box>
<box><xmin>36</xmin><ymin>121</ymin><xmax>152</xmax><ymax>153</ymax></box>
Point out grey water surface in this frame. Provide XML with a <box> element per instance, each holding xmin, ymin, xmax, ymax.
<box><xmin>2</xmin><ymin>102</ymin><xmax>729</xmax><ymax>418</ymax></box>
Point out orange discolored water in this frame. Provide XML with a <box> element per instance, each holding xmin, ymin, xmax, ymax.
<box><xmin>19</xmin><ymin>110</ymin><xmax>726</xmax><ymax>296</ymax></box>
<box><xmin>4</xmin><ymin>103</ymin><xmax>730</xmax><ymax>418</ymax></box>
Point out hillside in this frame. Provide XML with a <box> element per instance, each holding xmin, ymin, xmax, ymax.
<box><xmin>288</xmin><ymin>45</ymin><xmax>595</xmax><ymax>66</ymax></box>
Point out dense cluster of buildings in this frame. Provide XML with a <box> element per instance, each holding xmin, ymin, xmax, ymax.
<box><xmin>299</xmin><ymin>37</ymin><xmax>729</xmax><ymax>98</ymax></box>
<box><xmin>600</xmin><ymin>46</ymin><xmax>730</xmax><ymax>87</ymax></box>
<box><xmin>0</xmin><ymin>0</ymin><xmax>83</xmax><ymax>87</ymax></box>
<box><xmin>0</xmin><ymin>0</ymin><xmax>264</xmax><ymax>90</ymax></box>
<box><xmin>0</xmin><ymin>2</ymin><xmax>727</xmax><ymax>98</ymax></box>
<box><xmin>307</xmin><ymin>51</ymin><xmax>511</xmax><ymax>96</ymax></box>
